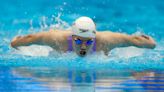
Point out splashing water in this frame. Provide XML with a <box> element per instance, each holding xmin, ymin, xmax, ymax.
<box><xmin>0</xmin><ymin>14</ymin><xmax>163</xmax><ymax>71</ymax></box>
<box><xmin>1</xmin><ymin>1</ymin><xmax>164</xmax><ymax>92</ymax></box>
<box><xmin>49</xmin><ymin>14</ymin><xmax>70</xmax><ymax>30</ymax></box>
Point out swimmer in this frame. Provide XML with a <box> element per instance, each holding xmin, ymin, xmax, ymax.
<box><xmin>11</xmin><ymin>16</ymin><xmax>156</xmax><ymax>57</ymax></box>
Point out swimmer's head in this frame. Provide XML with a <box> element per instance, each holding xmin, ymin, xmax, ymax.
<box><xmin>72</xmin><ymin>16</ymin><xmax>96</xmax><ymax>38</ymax></box>
<box><xmin>72</xmin><ymin>35</ymin><xmax>95</xmax><ymax>57</ymax></box>
<box><xmin>72</xmin><ymin>17</ymin><xmax>96</xmax><ymax>57</ymax></box>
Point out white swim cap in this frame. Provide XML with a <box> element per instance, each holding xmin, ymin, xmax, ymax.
<box><xmin>72</xmin><ymin>16</ymin><xmax>96</xmax><ymax>38</ymax></box>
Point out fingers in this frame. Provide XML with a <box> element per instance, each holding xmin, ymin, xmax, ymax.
<box><xmin>140</xmin><ymin>35</ymin><xmax>155</xmax><ymax>43</ymax></box>
<box><xmin>140</xmin><ymin>35</ymin><xmax>156</xmax><ymax>49</ymax></box>
<box><xmin>141</xmin><ymin>35</ymin><xmax>150</xmax><ymax>40</ymax></box>
<box><xmin>12</xmin><ymin>36</ymin><xmax>22</xmax><ymax>41</ymax></box>
<box><xmin>11</xmin><ymin>36</ymin><xmax>23</xmax><ymax>49</ymax></box>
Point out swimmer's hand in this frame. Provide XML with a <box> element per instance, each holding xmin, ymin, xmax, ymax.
<box><xmin>11</xmin><ymin>34</ymin><xmax>41</xmax><ymax>49</ymax></box>
<box><xmin>11</xmin><ymin>36</ymin><xmax>22</xmax><ymax>49</ymax></box>
<box><xmin>130</xmin><ymin>35</ymin><xmax>156</xmax><ymax>49</ymax></box>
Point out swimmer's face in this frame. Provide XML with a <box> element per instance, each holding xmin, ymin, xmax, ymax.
<box><xmin>72</xmin><ymin>35</ymin><xmax>94</xmax><ymax>57</ymax></box>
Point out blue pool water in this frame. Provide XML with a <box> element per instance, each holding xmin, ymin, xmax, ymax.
<box><xmin>0</xmin><ymin>0</ymin><xmax>164</xmax><ymax>92</ymax></box>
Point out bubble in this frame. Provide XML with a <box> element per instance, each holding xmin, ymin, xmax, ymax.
<box><xmin>14</xmin><ymin>45</ymin><xmax>53</xmax><ymax>57</ymax></box>
<box><xmin>63</xmin><ymin>2</ymin><xmax>67</xmax><ymax>5</ymax></box>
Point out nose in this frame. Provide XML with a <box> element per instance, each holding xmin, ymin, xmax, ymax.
<box><xmin>81</xmin><ymin>43</ymin><xmax>87</xmax><ymax>50</ymax></box>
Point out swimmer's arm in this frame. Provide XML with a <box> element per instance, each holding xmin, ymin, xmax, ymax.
<box><xmin>106</xmin><ymin>32</ymin><xmax>156</xmax><ymax>50</ymax></box>
<box><xmin>11</xmin><ymin>32</ymin><xmax>45</xmax><ymax>49</ymax></box>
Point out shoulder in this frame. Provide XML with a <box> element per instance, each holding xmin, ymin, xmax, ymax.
<box><xmin>41</xmin><ymin>30</ymin><xmax>72</xmax><ymax>38</ymax></box>
<box><xmin>96</xmin><ymin>31</ymin><xmax>113</xmax><ymax>36</ymax></box>
<box><xmin>96</xmin><ymin>31</ymin><xmax>114</xmax><ymax>40</ymax></box>
<box><xmin>39</xmin><ymin>30</ymin><xmax>72</xmax><ymax>42</ymax></box>
<box><xmin>95</xmin><ymin>31</ymin><xmax>113</xmax><ymax>48</ymax></box>
<box><xmin>53</xmin><ymin>30</ymin><xmax>73</xmax><ymax>39</ymax></box>
<box><xmin>96</xmin><ymin>31</ymin><xmax>128</xmax><ymax>39</ymax></box>
<box><xmin>50</xmin><ymin>30</ymin><xmax>72</xmax><ymax>35</ymax></box>
<box><xmin>96</xmin><ymin>31</ymin><xmax>118</xmax><ymax>47</ymax></box>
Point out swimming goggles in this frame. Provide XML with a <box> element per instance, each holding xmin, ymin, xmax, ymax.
<box><xmin>74</xmin><ymin>39</ymin><xmax>93</xmax><ymax>46</ymax></box>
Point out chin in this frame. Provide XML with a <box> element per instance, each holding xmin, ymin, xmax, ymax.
<box><xmin>79</xmin><ymin>54</ymin><xmax>86</xmax><ymax>57</ymax></box>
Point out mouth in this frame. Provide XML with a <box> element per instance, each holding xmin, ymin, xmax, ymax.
<box><xmin>79</xmin><ymin>50</ymin><xmax>87</xmax><ymax>56</ymax></box>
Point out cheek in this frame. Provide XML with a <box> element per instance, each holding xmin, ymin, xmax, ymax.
<box><xmin>90</xmin><ymin>44</ymin><xmax>95</xmax><ymax>50</ymax></box>
<box><xmin>74</xmin><ymin>45</ymin><xmax>81</xmax><ymax>50</ymax></box>
<box><xmin>86</xmin><ymin>45</ymin><xmax>92</xmax><ymax>50</ymax></box>
<box><xmin>73</xmin><ymin>42</ymin><xmax>80</xmax><ymax>50</ymax></box>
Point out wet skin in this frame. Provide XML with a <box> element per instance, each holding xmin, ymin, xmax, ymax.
<box><xmin>10</xmin><ymin>30</ymin><xmax>156</xmax><ymax>57</ymax></box>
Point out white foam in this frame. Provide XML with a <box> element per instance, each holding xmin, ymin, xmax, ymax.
<box><xmin>15</xmin><ymin>45</ymin><xmax>53</xmax><ymax>56</ymax></box>
<box><xmin>110</xmin><ymin>46</ymin><xmax>145</xmax><ymax>59</ymax></box>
